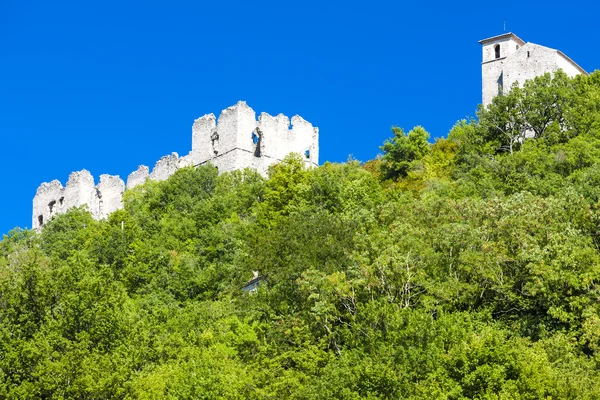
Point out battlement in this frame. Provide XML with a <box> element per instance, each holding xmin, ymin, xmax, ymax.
<box><xmin>32</xmin><ymin>102</ymin><xmax>319</xmax><ymax>230</ymax></box>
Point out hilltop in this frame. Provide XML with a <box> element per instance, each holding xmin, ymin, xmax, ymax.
<box><xmin>1</xmin><ymin>71</ymin><xmax>600</xmax><ymax>398</ymax></box>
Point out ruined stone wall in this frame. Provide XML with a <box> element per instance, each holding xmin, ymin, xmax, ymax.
<box><xmin>32</xmin><ymin>170</ymin><xmax>125</xmax><ymax>230</ymax></box>
<box><xmin>97</xmin><ymin>174</ymin><xmax>126</xmax><ymax>219</ymax></box>
<box><xmin>33</xmin><ymin>102</ymin><xmax>319</xmax><ymax>230</ymax></box>
<box><xmin>191</xmin><ymin>101</ymin><xmax>319</xmax><ymax>172</ymax></box>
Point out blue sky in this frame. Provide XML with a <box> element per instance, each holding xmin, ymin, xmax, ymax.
<box><xmin>1</xmin><ymin>0</ymin><xmax>599</xmax><ymax>234</ymax></box>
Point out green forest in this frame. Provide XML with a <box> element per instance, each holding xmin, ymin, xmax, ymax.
<box><xmin>2</xmin><ymin>71</ymin><xmax>600</xmax><ymax>399</ymax></box>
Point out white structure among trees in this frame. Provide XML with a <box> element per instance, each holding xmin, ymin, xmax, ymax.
<box><xmin>32</xmin><ymin>102</ymin><xmax>319</xmax><ymax>230</ymax></box>
<box><xmin>480</xmin><ymin>32</ymin><xmax>587</xmax><ymax>106</ymax></box>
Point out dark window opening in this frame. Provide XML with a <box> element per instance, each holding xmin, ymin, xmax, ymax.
<box><xmin>494</xmin><ymin>44</ymin><xmax>501</xmax><ymax>59</ymax></box>
<box><xmin>527</xmin><ymin>51</ymin><xmax>530</xmax><ymax>58</ymax></box>
<box><xmin>304</xmin><ymin>149</ymin><xmax>310</xmax><ymax>159</ymax></box>
<box><xmin>48</xmin><ymin>200</ymin><xmax>56</xmax><ymax>214</ymax></box>
<box><xmin>38</xmin><ymin>215</ymin><xmax>44</xmax><ymax>226</ymax></box>
<box><xmin>59</xmin><ymin>197</ymin><xmax>64</xmax><ymax>206</ymax></box>
<box><xmin>211</xmin><ymin>130</ymin><xmax>219</xmax><ymax>156</ymax></box>
<box><xmin>497</xmin><ymin>72</ymin><xmax>504</xmax><ymax>96</ymax></box>
<box><xmin>254</xmin><ymin>129</ymin><xmax>263</xmax><ymax>157</ymax></box>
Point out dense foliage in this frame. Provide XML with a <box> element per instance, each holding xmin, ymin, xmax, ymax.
<box><xmin>2</xmin><ymin>71</ymin><xmax>600</xmax><ymax>398</ymax></box>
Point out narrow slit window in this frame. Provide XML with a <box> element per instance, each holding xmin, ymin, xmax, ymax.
<box><xmin>48</xmin><ymin>200</ymin><xmax>56</xmax><ymax>214</ymax></box>
<box><xmin>494</xmin><ymin>44</ymin><xmax>501</xmax><ymax>59</ymax></box>
<box><xmin>304</xmin><ymin>149</ymin><xmax>310</xmax><ymax>159</ymax></box>
<box><xmin>211</xmin><ymin>130</ymin><xmax>219</xmax><ymax>155</ymax></box>
<box><xmin>253</xmin><ymin>129</ymin><xmax>262</xmax><ymax>157</ymax></box>
<box><xmin>38</xmin><ymin>215</ymin><xmax>44</xmax><ymax>226</ymax></box>
<box><xmin>497</xmin><ymin>73</ymin><xmax>504</xmax><ymax>96</ymax></box>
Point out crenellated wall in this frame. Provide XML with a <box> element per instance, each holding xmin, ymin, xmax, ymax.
<box><xmin>32</xmin><ymin>101</ymin><xmax>319</xmax><ymax>230</ymax></box>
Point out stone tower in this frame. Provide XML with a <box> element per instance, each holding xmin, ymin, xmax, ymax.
<box><xmin>480</xmin><ymin>32</ymin><xmax>587</xmax><ymax>106</ymax></box>
<box><xmin>188</xmin><ymin>101</ymin><xmax>318</xmax><ymax>176</ymax></box>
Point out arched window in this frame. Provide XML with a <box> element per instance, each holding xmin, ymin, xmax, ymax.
<box><xmin>494</xmin><ymin>44</ymin><xmax>501</xmax><ymax>59</ymax></box>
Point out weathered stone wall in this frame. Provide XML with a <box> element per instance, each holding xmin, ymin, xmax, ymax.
<box><xmin>32</xmin><ymin>180</ymin><xmax>65</xmax><ymax>229</ymax></box>
<box><xmin>126</xmin><ymin>165</ymin><xmax>149</xmax><ymax>189</ymax></box>
<box><xmin>150</xmin><ymin>153</ymin><xmax>180</xmax><ymax>182</ymax></box>
<box><xmin>32</xmin><ymin>170</ymin><xmax>125</xmax><ymax>230</ymax></box>
<box><xmin>32</xmin><ymin>101</ymin><xmax>320</xmax><ymax>230</ymax></box>
<box><xmin>503</xmin><ymin>43</ymin><xmax>581</xmax><ymax>92</ymax></box>
<box><xmin>192</xmin><ymin>101</ymin><xmax>319</xmax><ymax>172</ymax></box>
<box><xmin>97</xmin><ymin>174</ymin><xmax>125</xmax><ymax>219</ymax></box>
<box><xmin>62</xmin><ymin>170</ymin><xmax>97</xmax><ymax>213</ymax></box>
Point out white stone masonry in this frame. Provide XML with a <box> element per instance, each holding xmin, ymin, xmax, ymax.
<box><xmin>480</xmin><ymin>32</ymin><xmax>587</xmax><ymax>106</ymax></box>
<box><xmin>32</xmin><ymin>102</ymin><xmax>319</xmax><ymax>230</ymax></box>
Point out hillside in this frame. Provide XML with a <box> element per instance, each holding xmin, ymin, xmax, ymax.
<box><xmin>2</xmin><ymin>71</ymin><xmax>600</xmax><ymax>399</ymax></box>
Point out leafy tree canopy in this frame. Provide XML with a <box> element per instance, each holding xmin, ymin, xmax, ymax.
<box><xmin>2</xmin><ymin>70</ymin><xmax>600</xmax><ymax>398</ymax></box>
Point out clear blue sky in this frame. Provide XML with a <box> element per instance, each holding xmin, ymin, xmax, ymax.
<box><xmin>1</xmin><ymin>0</ymin><xmax>599</xmax><ymax>234</ymax></box>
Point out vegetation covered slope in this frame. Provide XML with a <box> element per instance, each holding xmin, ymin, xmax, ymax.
<box><xmin>2</xmin><ymin>71</ymin><xmax>600</xmax><ymax>399</ymax></box>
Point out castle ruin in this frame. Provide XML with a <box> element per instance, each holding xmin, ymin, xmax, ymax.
<box><xmin>480</xmin><ymin>32</ymin><xmax>587</xmax><ymax>106</ymax></box>
<box><xmin>32</xmin><ymin>101</ymin><xmax>319</xmax><ymax>230</ymax></box>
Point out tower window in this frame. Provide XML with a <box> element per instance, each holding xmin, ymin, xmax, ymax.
<box><xmin>304</xmin><ymin>149</ymin><xmax>310</xmax><ymax>159</ymax></box>
<box><xmin>253</xmin><ymin>129</ymin><xmax>263</xmax><ymax>157</ymax></box>
<box><xmin>497</xmin><ymin>73</ymin><xmax>504</xmax><ymax>96</ymax></box>
<box><xmin>527</xmin><ymin>51</ymin><xmax>530</xmax><ymax>58</ymax></box>
<box><xmin>38</xmin><ymin>215</ymin><xmax>44</xmax><ymax>226</ymax></box>
<box><xmin>494</xmin><ymin>44</ymin><xmax>501</xmax><ymax>59</ymax></box>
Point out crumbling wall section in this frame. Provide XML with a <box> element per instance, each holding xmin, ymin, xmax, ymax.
<box><xmin>150</xmin><ymin>153</ymin><xmax>180</xmax><ymax>182</ymax></box>
<box><xmin>97</xmin><ymin>175</ymin><xmax>125</xmax><ymax>219</ymax></box>
<box><xmin>62</xmin><ymin>170</ymin><xmax>98</xmax><ymax>217</ymax></box>
<box><xmin>257</xmin><ymin>112</ymin><xmax>290</xmax><ymax>162</ymax></box>
<box><xmin>190</xmin><ymin>113</ymin><xmax>217</xmax><ymax>166</ymax></box>
<box><xmin>126</xmin><ymin>165</ymin><xmax>150</xmax><ymax>189</ymax></box>
<box><xmin>32</xmin><ymin>180</ymin><xmax>65</xmax><ymax>230</ymax></box>
<box><xmin>290</xmin><ymin>115</ymin><xmax>319</xmax><ymax>168</ymax></box>
<box><xmin>32</xmin><ymin>170</ymin><xmax>127</xmax><ymax>230</ymax></box>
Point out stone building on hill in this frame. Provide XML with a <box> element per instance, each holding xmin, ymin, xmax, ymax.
<box><xmin>480</xmin><ymin>32</ymin><xmax>587</xmax><ymax>106</ymax></box>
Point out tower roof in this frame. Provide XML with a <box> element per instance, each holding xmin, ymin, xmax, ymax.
<box><xmin>479</xmin><ymin>32</ymin><xmax>525</xmax><ymax>46</ymax></box>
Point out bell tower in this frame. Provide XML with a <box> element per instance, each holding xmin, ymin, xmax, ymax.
<box><xmin>479</xmin><ymin>33</ymin><xmax>525</xmax><ymax>106</ymax></box>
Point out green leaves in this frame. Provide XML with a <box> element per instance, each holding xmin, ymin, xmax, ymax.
<box><xmin>381</xmin><ymin>125</ymin><xmax>431</xmax><ymax>180</ymax></box>
<box><xmin>5</xmin><ymin>86</ymin><xmax>600</xmax><ymax>398</ymax></box>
